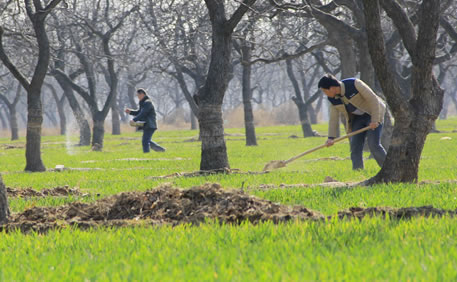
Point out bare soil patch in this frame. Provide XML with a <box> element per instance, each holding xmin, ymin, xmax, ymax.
<box><xmin>337</xmin><ymin>206</ymin><xmax>456</xmax><ymax>220</ymax></box>
<box><xmin>7</xmin><ymin>186</ymin><xmax>84</xmax><ymax>198</ymax></box>
<box><xmin>1</xmin><ymin>183</ymin><xmax>322</xmax><ymax>233</ymax></box>
<box><xmin>2</xmin><ymin>183</ymin><xmax>455</xmax><ymax>234</ymax></box>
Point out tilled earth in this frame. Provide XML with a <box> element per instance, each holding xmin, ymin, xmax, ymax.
<box><xmin>1</xmin><ymin>183</ymin><xmax>456</xmax><ymax>233</ymax></box>
<box><xmin>7</xmin><ymin>186</ymin><xmax>84</xmax><ymax>198</ymax></box>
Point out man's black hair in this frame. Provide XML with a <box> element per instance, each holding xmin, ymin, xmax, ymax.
<box><xmin>317</xmin><ymin>74</ymin><xmax>340</xmax><ymax>89</ymax></box>
<box><xmin>136</xmin><ymin>88</ymin><xmax>147</xmax><ymax>95</ymax></box>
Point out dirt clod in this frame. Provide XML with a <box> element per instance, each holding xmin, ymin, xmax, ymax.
<box><xmin>324</xmin><ymin>176</ymin><xmax>338</xmax><ymax>183</ymax></box>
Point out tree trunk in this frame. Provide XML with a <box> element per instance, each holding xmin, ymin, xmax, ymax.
<box><xmin>380</xmin><ymin>109</ymin><xmax>393</xmax><ymax>150</ymax></box>
<box><xmin>439</xmin><ymin>94</ymin><xmax>449</xmax><ymax>120</ymax></box>
<box><xmin>0</xmin><ymin>109</ymin><xmax>7</xmax><ymax>131</ymax></box>
<box><xmin>190</xmin><ymin>111</ymin><xmax>197</xmax><ymax>130</ymax></box>
<box><xmin>295</xmin><ymin>100</ymin><xmax>315</xmax><ymax>137</ymax></box>
<box><xmin>0</xmin><ymin>174</ymin><xmax>9</xmax><ymax>224</ymax></box>
<box><xmin>197</xmin><ymin>0</ymin><xmax>255</xmax><ymax>170</ymax></box>
<box><xmin>241</xmin><ymin>45</ymin><xmax>257</xmax><ymax>146</ymax></box>
<box><xmin>54</xmin><ymin>75</ymin><xmax>91</xmax><ymax>145</ymax></box>
<box><xmin>57</xmin><ymin>104</ymin><xmax>66</xmax><ymax>135</ymax></box>
<box><xmin>370</xmin><ymin>114</ymin><xmax>431</xmax><ymax>183</ymax></box>
<box><xmin>9</xmin><ymin>107</ymin><xmax>19</xmax><ymax>140</ymax></box>
<box><xmin>92</xmin><ymin>114</ymin><xmax>105</xmax><ymax>151</ymax></box>
<box><xmin>25</xmin><ymin>89</ymin><xmax>46</xmax><ymax>172</ymax></box>
<box><xmin>198</xmin><ymin>104</ymin><xmax>229</xmax><ymax>170</ymax></box>
<box><xmin>286</xmin><ymin>59</ymin><xmax>315</xmax><ymax>137</ymax></box>
<box><xmin>111</xmin><ymin>102</ymin><xmax>121</xmax><ymax>135</ymax></box>
<box><xmin>307</xmin><ymin>97</ymin><xmax>319</xmax><ymax>124</ymax></box>
<box><xmin>362</xmin><ymin>0</ymin><xmax>442</xmax><ymax>184</ymax></box>
<box><xmin>127</xmin><ymin>82</ymin><xmax>137</xmax><ymax>109</ymax></box>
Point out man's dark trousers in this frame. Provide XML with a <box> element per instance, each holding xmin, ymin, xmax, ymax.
<box><xmin>350</xmin><ymin>113</ymin><xmax>386</xmax><ymax>170</ymax></box>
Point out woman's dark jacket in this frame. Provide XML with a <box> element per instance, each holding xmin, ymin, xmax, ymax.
<box><xmin>129</xmin><ymin>96</ymin><xmax>157</xmax><ymax>129</ymax></box>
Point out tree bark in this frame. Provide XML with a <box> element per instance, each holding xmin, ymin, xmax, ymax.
<box><xmin>53</xmin><ymin>74</ymin><xmax>91</xmax><ymax>145</ymax></box>
<box><xmin>111</xmin><ymin>102</ymin><xmax>121</xmax><ymax>135</ymax></box>
<box><xmin>241</xmin><ymin>45</ymin><xmax>257</xmax><ymax>146</ymax></box>
<box><xmin>92</xmin><ymin>114</ymin><xmax>105</xmax><ymax>151</ymax></box>
<box><xmin>25</xmin><ymin>88</ymin><xmax>46</xmax><ymax>171</ymax></box>
<box><xmin>46</xmin><ymin>83</ymin><xmax>67</xmax><ymax>135</ymax></box>
<box><xmin>190</xmin><ymin>111</ymin><xmax>198</xmax><ymax>130</ymax></box>
<box><xmin>197</xmin><ymin>0</ymin><xmax>256</xmax><ymax>170</ymax></box>
<box><xmin>286</xmin><ymin>59</ymin><xmax>315</xmax><ymax>137</ymax></box>
<box><xmin>0</xmin><ymin>109</ymin><xmax>7</xmax><ymax>131</ymax></box>
<box><xmin>198</xmin><ymin>104</ymin><xmax>229</xmax><ymax>170</ymax></box>
<box><xmin>0</xmin><ymin>174</ymin><xmax>9</xmax><ymax>224</ymax></box>
<box><xmin>0</xmin><ymin>0</ymin><xmax>63</xmax><ymax>171</ymax></box>
<box><xmin>362</xmin><ymin>0</ymin><xmax>443</xmax><ymax>184</ymax></box>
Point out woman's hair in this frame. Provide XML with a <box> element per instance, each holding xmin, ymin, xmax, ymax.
<box><xmin>136</xmin><ymin>88</ymin><xmax>147</xmax><ymax>95</ymax></box>
<box><xmin>317</xmin><ymin>74</ymin><xmax>340</xmax><ymax>89</ymax></box>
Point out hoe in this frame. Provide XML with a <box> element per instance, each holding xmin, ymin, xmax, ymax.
<box><xmin>263</xmin><ymin>126</ymin><xmax>371</xmax><ymax>171</ymax></box>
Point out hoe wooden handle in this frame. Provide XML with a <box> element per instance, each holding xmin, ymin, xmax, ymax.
<box><xmin>284</xmin><ymin>126</ymin><xmax>372</xmax><ymax>165</ymax></box>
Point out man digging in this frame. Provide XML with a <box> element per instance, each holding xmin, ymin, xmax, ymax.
<box><xmin>318</xmin><ymin>74</ymin><xmax>387</xmax><ymax>170</ymax></box>
<box><xmin>125</xmin><ymin>88</ymin><xmax>166</xmax><ymax>153</ymax></box>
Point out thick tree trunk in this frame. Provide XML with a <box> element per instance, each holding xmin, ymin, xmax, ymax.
<box><xmin>0</xmin><ymin>175</ymin><xmax>9</xmax><ymax>224</ymax></box>
<box><xmin>92</xmin><ymin>115</ymin><xmax>105</xmax><ymax>151</ymax></box>
<box><xmin>198</xmin><ymin>0</ymin><xmax>255</xmax><ymax>170</ymax></box>
<box><xmin>241</xmin><ymin>46</ymin><xmax>257</xmax><ymax>146</ymax></box>
<box><xmin>368</xmin><ymin>114</ymin><xmax>432</xmax><ymax>183</ymax></box>
<box><xmin>362</xmin><ymin>0</ymin><xmax>442</xmax><ymax>184</ymax></box>
<box><xmin>25</xmin><ymin>90</ymin><xmax>46</xmax><ymax>172</ymax></box>
<box><xmin>198</xmin><ymin>104</ymin><xmax>229</xmax><ymax>170</ymax></box>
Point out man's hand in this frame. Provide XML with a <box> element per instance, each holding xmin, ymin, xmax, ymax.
<box><xmin>125</xmin><ymin>108</ymin><xmax>131</xmax><ymax>114</ymax></box>
<box><xmin>369</xmin><ymin>122</ymin><xmax>379</xmax><ymax>129</ymax></box>
<box><xmin>325</xmin><ymin>138</ymin><xmax>334</xmax><ymax>147</ymax></box>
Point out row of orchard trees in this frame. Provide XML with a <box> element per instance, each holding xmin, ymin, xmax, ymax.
<box><xmin>0</xmin><ymin>0</ymin><xmax>457</xmax><ymax>184</ymax></box>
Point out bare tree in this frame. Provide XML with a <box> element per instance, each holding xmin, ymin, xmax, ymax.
<box><xmin>0</xmin><ymin>0</ymin><xmax>63</xmax><ymax>171</ymax></box>
<box><xmin>191</xmin><ymin>0</ymin><xmax>257</xmax><ymax>170</ymax></box>
<box><xmin>0</xmin><ymin>80</ymin><xmax>21</xmax><ymax>140</ymax></box>
<box><xmin>44</xmin><ymin>83</ymin><xmax>66</xmax><ymax>135</ymax></box>
<box><xmin>362</xmin><ymin>0</ymin><xmax>443</xmax><ymax>183</ymax></box>
<box><xmin>55</xmin><ymin>1</ymin><xmax>137</xmax><ymax>150</ymax></box>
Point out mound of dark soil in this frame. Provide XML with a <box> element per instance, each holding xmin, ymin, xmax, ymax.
<box><xmin>2</xmin><ymin>183</ymin><xmax>323</xmax><ymax>233</ymax></box>
<box><xmin>7</xmin><ymin>186</ymin><xmax>83</xmax><ymax>198</ymax></box>
<box><xmin>2</xmin><ymin>183</ymin><xmax>456</xmax><ymax>234</ymax></box>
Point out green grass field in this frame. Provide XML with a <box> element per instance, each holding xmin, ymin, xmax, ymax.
<box><xmin>1</xmin><ymin>118</ymin><xmax>457</xmax><ymax>281</ymax></box>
